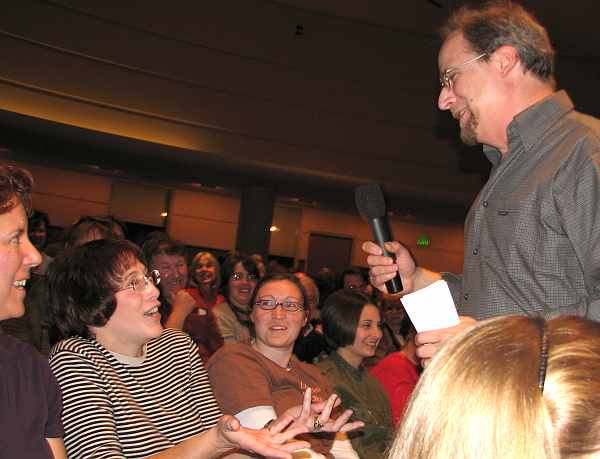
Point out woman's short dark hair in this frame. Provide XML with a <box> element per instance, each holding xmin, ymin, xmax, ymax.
<box><xmin>249</xmin><ymin>273</ymin><xmax>309</xmax><ymax>312</ymax></box>
<box><xmin>49</xmin><ymin>238</ymin><xmax>145</xmax><ymax>340</ymax></box>
<box><xmin>221</xmin><ymin>253</ymin><xmax>259</xmax><ymax>298</ymax></box>
<box><xmin>0</xmin><ymin>164</ymin><xmax>33</xmax><ymax>215</ymax></box>
<box><xmin>321</xmin><ymin>289</ymin><xmax>373</xmax><ymax>350</ymax></box>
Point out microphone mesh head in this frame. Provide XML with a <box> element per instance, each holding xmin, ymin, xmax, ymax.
<box><xmin>355</xmin><ymin>183</ymin><xmax>386</xmax><ymax>219</ymax></box>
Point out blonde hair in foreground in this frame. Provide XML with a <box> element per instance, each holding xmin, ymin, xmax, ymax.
<box><xmin>389</xmin><ymin>315</ymin><xmax>600</xmax><ymax>459</ymax></box>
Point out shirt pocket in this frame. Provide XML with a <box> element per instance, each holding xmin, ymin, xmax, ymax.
<box><xmin>481</xmin><ymin>199</ymin><xmax>538</xmax><ymax>270</ymax></box>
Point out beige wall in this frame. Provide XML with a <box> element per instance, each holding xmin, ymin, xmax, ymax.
<box><xmin>8</xmin><ymin>159</ymin><xmax>465</xmax><ymax>273</ymax></box>
<box><xmin>168</xmin><ymin>189</ymin><xmax>239</xmax><ymax>250</ymax></box>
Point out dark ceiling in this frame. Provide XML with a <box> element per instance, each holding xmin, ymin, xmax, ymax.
<box><xmin>0</xmin><ymin>0</ymin><xmax>598</xmax><ymax>222</ymax></box>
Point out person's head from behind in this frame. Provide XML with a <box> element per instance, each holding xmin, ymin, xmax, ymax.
<box><xmin>294</xmin><ymin>272</ymin><xmax>320</xmax><ymax>320</ymax></box>
<box><xmin>321</xmin><ymin>289</ymin><xmax>382</xmax><ymax>368</ymax></box>
<box><xmin>49</xmin><ymin>239</ymin><xmax>161</xmax><ymax>356</ymax></box>
<box><xmin>340</xmin><ymin>267</ymin><xmax>368</xmax><ymax>293</ymax></box>
<box><xmin>190</xmin><ymin>251</ymin><xmax>221</xmax><ymax>292</ymax></box>
<box><xmin>143</xmin><ymin>236</ymin><xmax>188</xmax><ymax>301</ymax></box>
<box><xmin>390</xmin><ymin>315</ymin><xmax>600</xmax><ymax>459</ymax></box>
<box><xmin>64</xmin><ymin>216</ymin><xmax>114</xmax><ymax>249</ymax></box>
<box><xmin>221</xmin><ymin>253</ymin><xmax>259</xmax><ymax>310</ymax></box>
<box><xmin>0</xmin><ymin>165</ymin><xmax>42</xmax><ymax>320</ymax></box>
<box><xmin>249</xmin><ymin>273</ymin><xmax>308</xmax><ymax>360</ymax></box>
<box><xmin>437</xmin><ymin>1</ymin><xmax>555</xmax><ymax>148</ymax></box>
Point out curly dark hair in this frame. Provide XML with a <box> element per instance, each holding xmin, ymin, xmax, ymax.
<box><xmin>49</xmin><ymin>238</ymin><xmax>145</xmax><ymax>340</ymax></box>
<box><xmin>0</xmin><ymin>164</ymin><xmax>33</xmax><ymax>215</ymax></box>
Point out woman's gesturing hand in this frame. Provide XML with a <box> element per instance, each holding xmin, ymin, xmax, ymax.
<box><xmin>281</xmin><ymin>388</ymin><xmax>364</xmax><ymax>434</ymax></box>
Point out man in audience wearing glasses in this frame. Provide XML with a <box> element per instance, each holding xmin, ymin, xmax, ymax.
<box><xmin>0</xmin><ymin>164</ymin><xmax>67</xmax><ymax>458</ymax></box>
<box><xmin>364</xmin><ymin>2</ymin><xmax>600</xmax><ymax>362</ymax></box>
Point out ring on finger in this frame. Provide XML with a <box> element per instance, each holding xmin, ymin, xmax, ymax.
<box><xmin>313</xmin><ymin>416</ymin><xmax>324</xmax><ymax>432</ymax></box>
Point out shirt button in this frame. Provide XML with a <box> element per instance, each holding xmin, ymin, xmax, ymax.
<box><xmin>472</xmin><ymin>248</ymin><xmax>479</xmax><ymax>255</ymax></box>
<box><xmin>482</xmin><ymin>200</ymin><xmax>489</xmax><ymax>207</ymax></box>
<box><xmin>464</xmin><ymin>293</ymin><xmax>469</xmax><ymax>301</ymax></box>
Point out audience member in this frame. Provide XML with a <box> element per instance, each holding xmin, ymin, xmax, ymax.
<box><xmin>213</xmin><ymin>253</ymin><xmax>259</xmax><ymax>344</ymax></box>
<box><xmin>318</xmin><ymin>289</ymin><xmax>392</xmax><ymax>459</ymax></box>
<box><xmin>339</xmin><ymin>267</ymin><xmax>368</xmax><ymax>294</ymax></box>
<box><xmin>63</xmin><ymin>215</ymin><xmax>114</xmax><ymax>249</ymax></box>
<box><xmin>144</xmin><ymin>237</ymin><xmax>223</xmax><ymax>361</ymax></box>
<box><xmin>370</xmin><ymin>317</ymin><xmax>418</xmax><ymax>425</ymax></box>
<box><xmin>2</xmin><ymin>210</ymin><xmax>52</xmax><ymax>352</ymax></box>
<box><xmin>190</xmin><ymin>251</ymin><xmax>225</xmax><ymax>309</ymax></box>
<box><xmin>293</xmin><ymin>272</ymin><xmax>327</xmax><ymax>363</ymax></box>
<box><xmin>250</xmin><ymin>253</ymin><xmax>267</xmax><ymax>278</ymax></box>
<box><xmin>314</xmin><ymin>267</ymin><xmax>337</xmax><ymax>305</ymax></box>
<box><xmin>207</xmin><ymin>274</ymin><xmax>363</xmax><ymax>458</ymax></box>
<box><xmin>48</xmin><ymin>239</ymin><xmax>310</xmax><ymax>459</ymax></box>
<box><xmin>389</xmin><ymin>315</ymin><xmax>600</xmax><ymax>459</ymax></box>
<box><xmin>0</xmin><ymin>164</ymin><xmax>66</xmax><ymax>458</ymax></box>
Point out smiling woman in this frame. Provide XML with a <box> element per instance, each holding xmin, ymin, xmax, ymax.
<box><xmin>207</xmin><ymin>274</ymin><xmax>363</xmax><ymax>458</ymax></box>
<box><xmin>47</xmin><ymin>239</ymin><xmax>311</xmax><ymax>459</ymax></box>
<box><xmin>317</xmin><ymin>290</ymin><xmax>393</xmax><ymax>459</ymax></box>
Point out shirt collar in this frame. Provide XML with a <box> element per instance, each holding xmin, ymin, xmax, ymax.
<box><xmin>483</xmin><ymin>90</ymin><xmax>574</xmax><ymax>167</ymax></box>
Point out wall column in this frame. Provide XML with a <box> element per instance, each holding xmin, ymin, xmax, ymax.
<box><xmin>235</xmin><ymin>186</ymin><xmax>275</xmax><ymax>257</ymax></box>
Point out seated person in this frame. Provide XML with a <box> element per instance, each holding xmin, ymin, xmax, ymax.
<box><xmin>317</xmin><ymin>290</ymin><xmax>393</xmax><ymax>459</ymax></box>
<box><xmin>293</xmin><ymin>272</ymin><xmax>326</xmax><ymax>363</ymax></box>
<box><xmin>389</xmin><ymin>315</ymin><xmax>600</xmax><ymax>459</ymax></box>
<box><xmin>339</xmin><ymin>267</ymin><xmax>368</xmax><ymax>294</ymax></box>
<box><xmin>369</xmin><ymin>316</ymin><xmax>419</xmax><ymax>425</ymax></box>
<box><xmin>189</xmin><ymin>251</ymin><xmax>225</xmax><ymax>309</ymax></box>
<box><xmin>63</xmin><ymin>215</ymin><xmax>115</xmax><ymax>249</ymax></box>
<box><xmin>207</xmin><ymin>274</ymin><xmax>363</xmax><ymax>458</ymax></box>
<box><xmin>48</xmin><ymin>239</ymin><xmax>311</xmax><ymax>459</ymax></box>
<box><xmin>2</xmin><ymin>210</ymin><xmax>52</xmax><ymax>352</ymax></box>
<box><xmin>0</xmin><ymin>164</ymin><xmax>66</xmax><ymax>458</ymax></box>
<box><xmin>144</xmin><ymin>236</ymin><xmax>223</xmax><ymax>361</ymax></box>
<box><xmin>212</xmin><ymin>253</ymin><xmax>259</xmax><ymax>344</ymax></box>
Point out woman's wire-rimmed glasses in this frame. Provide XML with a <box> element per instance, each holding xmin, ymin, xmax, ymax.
<box><xmin>117</xmin><ymin>269</ymin><xmax>161</xmax><ymax>293</ymax></box>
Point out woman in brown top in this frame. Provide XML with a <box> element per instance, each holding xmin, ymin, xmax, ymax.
<box><xmin>207</xmin><ymin>274</ymin><xmax>362</xmax><ymax>458</ymax></box>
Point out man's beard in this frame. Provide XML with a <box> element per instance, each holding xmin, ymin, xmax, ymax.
<box><xmin>459</xmin><ymin>108</ymin><xmax>479</xmax><ymax>146</ymax></box>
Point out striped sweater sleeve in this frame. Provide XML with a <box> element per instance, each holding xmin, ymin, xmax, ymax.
<box><xmin>49</xmin><ymin>347</ymin><xmax>125</xmax><ymax>459</ymax></box>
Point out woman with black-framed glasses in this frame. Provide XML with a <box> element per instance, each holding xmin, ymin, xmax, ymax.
<box><xmin>47</xmin><ymin>239</ymin><xmax>311</xmax><ymax>459</ymax></box>
<box><xmin>208</xmin><ymin>273</ymin><xmax>362</xmax><ymax>458</ymax></box>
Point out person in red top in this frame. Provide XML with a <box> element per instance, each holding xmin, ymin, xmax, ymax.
<box><xmin>369</xmin><ymin>317</ymin><xmax>419</xmax><ymax>425</ymax></box>
<box><xmin>189</xmin><ymin>251</ymin><xmax>224</xmax><ymax>310</ymax></box>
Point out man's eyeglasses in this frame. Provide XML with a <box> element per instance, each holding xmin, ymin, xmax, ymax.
<box><xmin>439</xmin><ymin>52</ymin><xmax>487</xmax><ymax>90</ymax></box>
<box><xmin>117</xmin><ymin>270</ymin><xmax>161</xmax><ymax>293</ymax></box>
<box><xmin>254</xmin><ymin>297</ymin><xmax>304</xmax><ymax>312</ymax></box>
<box><xmin>231</xmin><ymin>272</ymin><xmax>258</xmax><ymax>282</ymax></box>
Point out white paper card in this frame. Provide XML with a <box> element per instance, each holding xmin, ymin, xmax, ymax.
<box><xmin>400</xmin><ymin>279</ymin><xmax>460</xmax><ymax>332</ymax></box>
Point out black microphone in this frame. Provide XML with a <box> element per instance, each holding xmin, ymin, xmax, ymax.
<box><xmin>355</xmin><ymin>183</ymin><xmax>403</xmax><ymax>294</ymax></box>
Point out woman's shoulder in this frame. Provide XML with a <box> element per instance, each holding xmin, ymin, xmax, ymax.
<box><xmin>156</xmin><ymin>327</ymin><xmax>194</xmax><ymax>346</ymax></box>
<box><xmin>50</xmin><ymin>336</ymin><xmax>101</xmax><ymax>357</ymax></box>
<box><xmin>207</xmin><ymin>342</ymin><xmax>254</xmax><ymax>367</ymax></box>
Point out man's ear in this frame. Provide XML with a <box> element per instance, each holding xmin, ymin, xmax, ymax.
<box><xmin>493</xmin><ymin>45</ymin><xmax>519</xmax><ymax>77</ymax></box>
